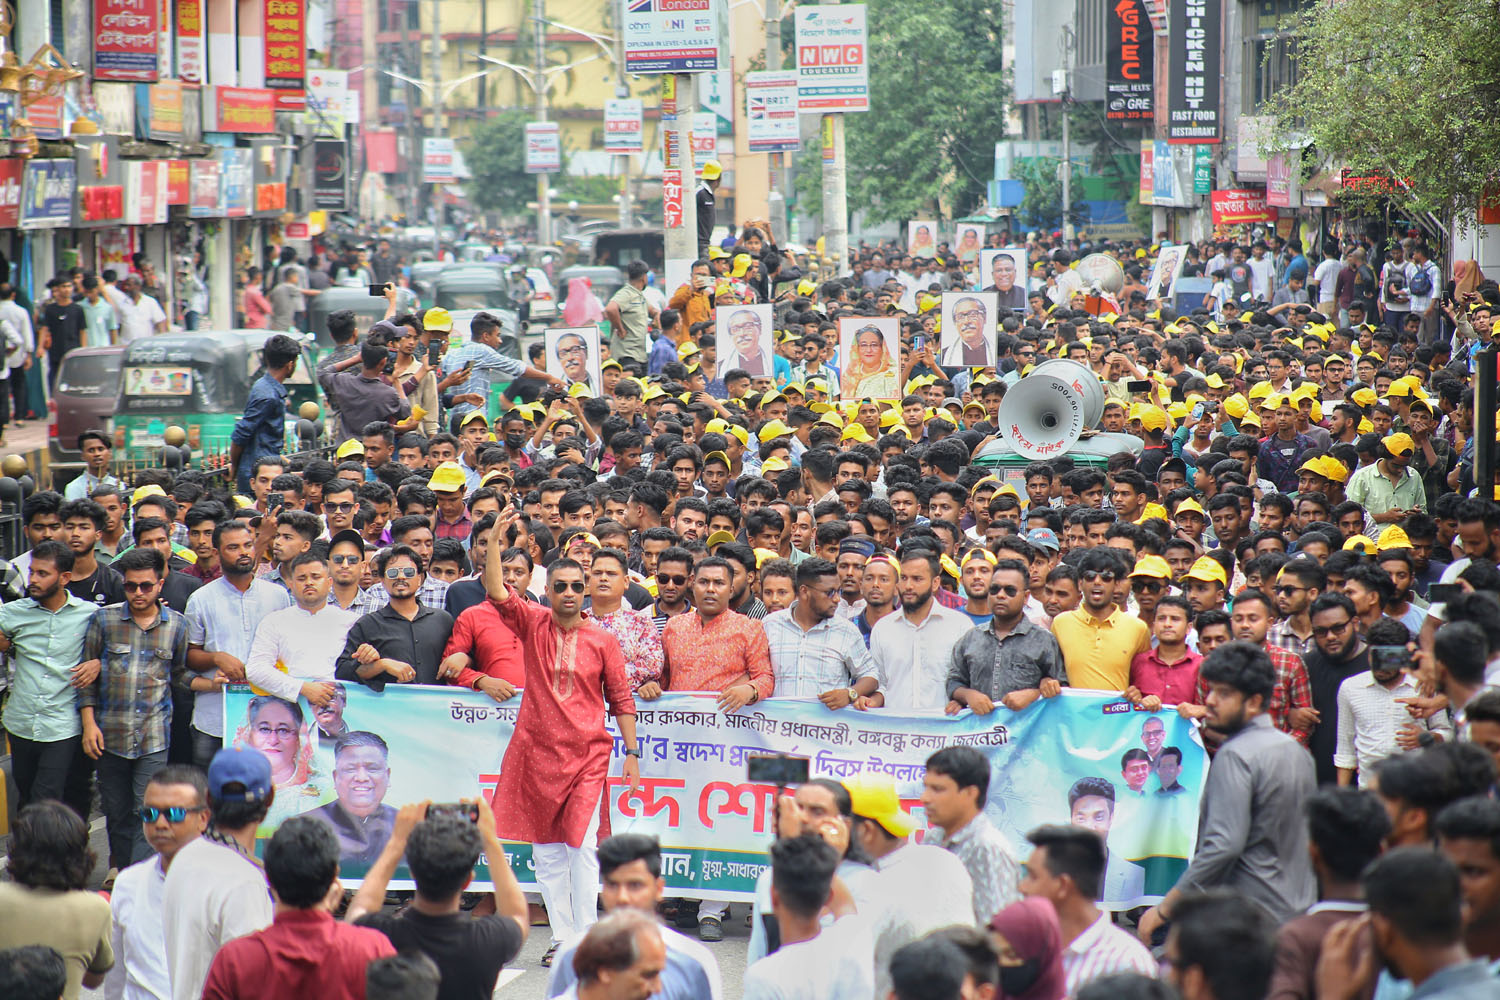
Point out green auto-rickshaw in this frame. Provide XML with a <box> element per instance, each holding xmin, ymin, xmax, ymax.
<box><xmin>112</xmin><ymin>330</ymin><xmax>327</xmax><ymax>466</ymax></box>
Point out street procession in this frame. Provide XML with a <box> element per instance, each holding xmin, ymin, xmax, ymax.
<box><xmin>0</xmin><ymin>0</ymin><xmax>1499</xmax><ymax>998</ymax></box>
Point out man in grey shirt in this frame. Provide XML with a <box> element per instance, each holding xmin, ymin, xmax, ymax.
<box><xmin>945</xmin><ymin>558</ymin><xmax>1066</xmax><ymax>714</ymax></box>
<box><xmin>1137</xmin><ymin>640</ymin><xmax>1316</xmax><ymax>940</ymax></box>
<box><xmin>267</xmin><ymin>267</ymin><xmax>308</xmax><ymax>331</ymax></box>
<box><xmin>318</xmin><ymin>338</ymin><xmax>412</xmax><ymax>441</ymax></box>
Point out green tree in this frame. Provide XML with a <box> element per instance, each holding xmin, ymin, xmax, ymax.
<box><xmin>1263</xmin><ymin>0</ymin><xmax>1500</xmax><ymax>224</ymax></box>
<box><xmin>464</xmin><ymin>111</ymin><xmax>565</xmax><ymax>215</ymax></box>
<box><xmin>794</xmin><ymin>0</ymin><xmax>1009</xmax><ymax>223</ymax></box>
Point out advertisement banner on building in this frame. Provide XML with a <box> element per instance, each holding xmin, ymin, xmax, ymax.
<box><xmin>94</xmin><ymin>0</ymin><xmax>160</xmax><ymax>82</ymax></box>
<box><xmin>136</xmin><ymin>80</ymin><xmax>184</xmax><ymax>140</ymax></box>
<box><xmin>1266</xmin><ymin>149</ymin><xmax>1300</xmax><ymax>209</ymax></box>
<box><xmin>208</xmin><ymin>87</ymin><xmax>277</xmax><ymax>133</ymax></box>
<box><xmin>313</xmin><ymin>139</ymin><xmax>348</xmax><ymax>209</ymax></box>
<box><xmin>1193</xmin><ymin>144</ymin><xmax>1213</xmax><ymax>194</ymax></box>
<box><xmin>20</xmin><ymin>159</ymin><xmax>76</xmax><ymax>229</ymax></box>
<box><xmin>219</xmin><ymin>686</ymin><xmax>1204</xmax><ymax>906</ymax></box>
<box><xmin>795</xmin><ymin>4</ymin><xmax>869</xmax><ymax>113</ymax></box>
<box><xmin>0</xmin><ymin>159</ymin><xmax>23</xmax><ymax>229</ymax></box>
<box><xmin>93</xmin><ymin>83</ymin><xmax>137</xmax><ymax>136</ymax></box>
<box><xmin>1105</xmin><ymin>0</ymin><xmax>1153</xmax><ymax>121</ymax></box>
<box><xmin>27</xmin><ymin>97</ymin><xmax>65</xmax><ymax>140</ymax></box>
<box><xmin>220</xmin><ymin>148</ymin><xmax>253</xmax><ymax>217</ymax></box>
<box><xmin>662</xmin><ymin>167</ymin><xmax>684</xmax><ymax>229</ymax></box>
<box><xmin>744</xmin><ymin>70</ymin><xmax>799</xmax><ymax>153</ymax></box>
<box><xmin>301</xmin><ymin>70</ymin><xmax>348</xmax><ymax>137</ymax></box>
<box><xmin>1210</xmin><ymin>189</ymin><xmax>1275</xmax><ymax>225</ymax></box>
<box><xmin>125</xmin><ymin>160</ymin><xmax>169</xmax><ymax>224</ymax></box>
<box><xmin>622</xmin><ymin>0</ymin><xmax>722</xmax><ymax>75</ymax></box>
<box><xmin>691</xmin><ymin>111</ymin><xmax>716</xmax><ymax>159</ymax></box>
<box><xmin>1138</xmin><ymin>140</ymin><xmax>1153</xmax><ymax>205</ymax></box>
<box><xmin>603</xmin><ymin>99</ymin><xmax>643</xmax><ymax>154</ymax></box>
<box><xmin>422</xmin><ymin>137</ymin><xmax>455</xmax><ymax>184</ymax></box>
<box><xmin>188</xmin><ymin>157</ymin><xmax>221</xmax><ymax>217</ymax></box>
<box><xmin>263</xmin><ymin>0</ymin><xmax>307</xmax><ymax>109</ymax></box>
<box><xmin>165</xmin><ymin>159</ymin><xmax>190</xmax><ymax>204</ymax></box>
<box><xmin>523</xmin><ymin>122</ymin><xmax>561</xmax><ymax>174</ymax></box>
<box><xmin>175</xmin><ymin>0</ymin><xmax>204</xmax><ymax>83</ymax></box>
<box><xmin>1165</xmin><ymin>0</ymin><xmax>1221</xmax><ymax>143</ymax></box>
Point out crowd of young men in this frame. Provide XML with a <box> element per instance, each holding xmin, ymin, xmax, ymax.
<box><xmin>2</xmin><ymin>235</ymin><xmax>1500</xmax><ymax>1000</ymax></box>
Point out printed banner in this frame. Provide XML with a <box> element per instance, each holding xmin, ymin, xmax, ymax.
<box><xmin>313</xmin><ymin>139</ymin><xmax>348</xmax><ymax>209</ymax></box>
<box><xmin>303</xmin><ymin>69</ymin><xmax>348</xmax><ymax>137</ymax></box>
<box><xmin>622</xmin><ymin>0</ymin><xmax>722</xmax><ymax>75</ymax></box>
<box><xmin>263</xmin><ymin>0</ymin><xmax>307</xmax><ymax>109</ymax></box>
<box><xmin>524</xmin><ymin>122</ymin><xmax>561</xmax><ymax>174</ymax></box>
<box><xmin>175</xmin><ymin>0</ymin><xmax>204</xmax><ymax>83</ymax></box>
<box><xmin>20</xmin><ymin>158</ymin><xmax>76</xmax><ymax>230</ymax></box>
<box><xmin>604</xmin><ymin>99</ymin><xmax>643</xmax><ymax>154</ymax></box>
<box><xmin>795</xmin><ymin>4</ymin><xmax>869</xmax><ymax>113</ymax></box>
<box><xmin>744</xmin><ymin>70</ymin><xmax>799</xmax><ymax>153</ymax></box>
<box><xmin>1165</xmin><ymin>0</ymin><xmax>1221</xmax><ymax>143</ymax></box>
<box><xmin>223</xmin><ymin>686</ymin><xmax>1204</xmax><ymax>908</ymax></box>
<box><xmin>94</xmin><ymin>0</ymin><xmax>160</xmax><ymax>82</ymax></box>
<box><xmin>1105</xmin><ymin>0</ymin><xmax>1153</xmax><ymax>121</ymax></box>
<box><xmin>422</xmin><ymin>137</ymin><xmax>456</xmax><ymax>184</ymax></box>
<box><xmin>1210</xmin><ymin>188</ymin><xmax>1275</xmax><ymax>225</ymax></box>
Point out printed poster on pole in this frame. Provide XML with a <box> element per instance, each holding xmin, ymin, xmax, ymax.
<box><xmin>622</xmin><ymin>0</ymin><xmax>723</xmax><ymax>75</ymax></box>
<box><xmin>524</xmin><ymin>122</ymin><xmax>561</xmax><ymax>174</ymax></box>
<box><xmin>745</xmin><ymin>71</ymin><xmax>799</xmax><ymax>153</ymax></box>
<box><xmin>603</xmin><ymin>99</ymin><xmax>643</xmax><ymax>154</ymax></box>
<box><xmin>794</xmin><ymin>4</ymin><xmax>869</xmax><ymax>113</ymax></box>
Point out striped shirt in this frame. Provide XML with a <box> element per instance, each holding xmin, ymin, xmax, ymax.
<box><xmin>937</xmin><ymin>812</ymin><xmax>1022</xmax><ymax>926</ymax></box>
<box><xmin>762</xmin><ymin>605</ymin><xmax>876</xmax><ymax>698</ymax></box>
<box><xmin>1335</xmin><ymin>670</ymin><xmax>1453</xmax><ymax>784</ymax></box>
<box><xmin>1061</xmin><ymin>911</ymin><xmax>1157</xmax><ymax>996</ymax></box>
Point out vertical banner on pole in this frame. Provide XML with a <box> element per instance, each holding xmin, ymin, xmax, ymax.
<box><xmin>794</xmin><ymin>5</ymin><xmax>869</xmax><ymax>113</ymax></box>
<box><xmin>603</xmin><ymin>99</ymin><xmax>644</xmax><ymax>154</ymax></box>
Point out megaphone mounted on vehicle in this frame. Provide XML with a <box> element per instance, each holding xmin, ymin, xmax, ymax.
<box><xmin>997</xmin><ymin>372</ymin><xmax>1088</xmax><ymax>460</ymax></box>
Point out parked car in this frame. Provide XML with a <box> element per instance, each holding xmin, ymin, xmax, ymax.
<box><xmin>48</xmin><ymin>344</ymin><xmax>125</xmax><ymax>479</ymax></box>
<box><xmin>523</xmin><ymin>267</ymin><xmax>558</xmax><ymax>322</ymax></box>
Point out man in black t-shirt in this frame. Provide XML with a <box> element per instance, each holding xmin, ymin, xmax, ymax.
<box><xmin>39</xmin><ymin>278</ymin><xmax>86</xmax><ymax>385</ymax></box>
<box><xmin>346</xmin><ymin>801</ymin><xmax>527</xmax><ymax>1000</ymax></box>
<box><xmin>60</xmin><ymin>498</ymin><xmax>125</xmax><ymax>608</ymax></box>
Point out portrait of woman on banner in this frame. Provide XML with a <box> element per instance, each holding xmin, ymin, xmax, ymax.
<box><xmin>235</xmin><ymin>693</ymin><xmax>330</xmax><ymax>831</ymax></box>
<box><xmin>840</xmin><ymin>320</ymin><xmax>899</xmax><ymax>400</ymax></box>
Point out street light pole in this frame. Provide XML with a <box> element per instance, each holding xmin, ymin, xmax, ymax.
<box><xmin>764</xmin><ymin>0</ymin><xmax>785</xmax><ymax>243</ymax></box>
<box><xmin>535</xmin><ymin>0</ymin><xmax>552</xmax><ymax>246</ymax></box>
<box><xmin>430</xmin><ymin>0</ymin><xmax>443</xmax><ymax>256</ymax></box>
<box><xmin>615</xmin><ymin>0</ymin><xmax>631</xmax><ymax>228</ymax></box>
<box><xmin>819</xmin><ymin>0</ymin><xmax>848</xmax><ymax>276</ymax></box>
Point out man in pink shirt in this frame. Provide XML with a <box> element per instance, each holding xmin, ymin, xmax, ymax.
<box><xmin>1126</xmin><ymin>595</ymin><xmax>1202</xmax><ymax>711</ymax></box>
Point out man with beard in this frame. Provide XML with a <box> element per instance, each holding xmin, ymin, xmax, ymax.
<box><xmin>1301</xmin><ymin>593</ymin><xmax>1373</xmax><ymax>785</ymax></box>
<box><xmin>1268</xmin><ymin>558</ymin><xmax>1324</xmax><ymax>662</ymax></box>
<box><xmin>834</xmin><ymin>537</ymin><xmax>872</xmax><ymax>619</ymax></box>
<box><xmin>1435</xmin><ymin>798</ymin><xmax>1500</xmax><ymax>978</ymax></box>
<box><xmin>1225</xmin><ymin>588</ymin><xmax>1315</xmax><ymax>747</ymax></box>
<box><xmin>1333</xmin><ymin>618</ymin><xmax>1451</xmax><ymax>789</ymax></box>
<box><xmin>1137</xmin><ymin>640</ymin><xmax>1316</xmax><ymax>942</ymax></box>
<box><xmin>245</xmin><ymin>552</ymin><xmax>359</xmax><ymax>705</ymax></box>
<box><xmin>481</xmin><ymin>510</ymin><xmax>642</xmax><ymax>964</ymax></box>
<box><xmin>184</xmin><ymin>521</ymin><xmax>292</xmax><ymax>769</ymax></box>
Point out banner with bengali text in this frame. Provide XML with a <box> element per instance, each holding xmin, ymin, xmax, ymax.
<box><xmin>223</xmin><ymin>686</ymin><xmax>1204</xmax><ymax>908</ymax></box>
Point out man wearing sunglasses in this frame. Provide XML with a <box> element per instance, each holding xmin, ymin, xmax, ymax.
<box><xmin>245</xmin><ymin>552</ymin><xmax>358</xmax><ymax>710</ymax></box>
<box><xmin>479</xmin><ymin>510</ymin><xmax>642</xmax><ymax>964</ymax></box>
<box><xmin>76</xmin><ymin>546</ymin><xmax>190</xmax><ymax>878</ymax></box>
<box><xmin>946</xmin><ymin>558</ymin><xmax>1065</xmax><ymax>716</ymax></box>
<box><xmin>105</xmin><ymin>764</ymin><xmax>210</xmax><ymax>1000</ymax></box>
<box><xmin>1053</xmin><ymin>549</ymin><xmax>1152</xmax><ymax>695</ymax></box>
<box><xmin>1301</xmin><ymin>591</ymin><xmax>1373</xmax><ymax>785</ymax></box>
<box><xmin>327</xmin><ymin>529</ymin><xmax>385</xmax><ymax>616</ymax></box>
<box><xmin>336</xmin><ymin>545</ymin><xmax>453</xmax><ymax>690</ymax></box>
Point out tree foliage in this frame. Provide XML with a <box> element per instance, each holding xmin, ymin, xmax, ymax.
<box><xmin>464</xmin><ymin>111</ymin><xmax>565</xmax><ymax>216</ymax></box>
<box><xmin>819</xmin><ymin>0</ymin><xmax>1009</xmax><ymax>223</ymax></box>
<box><xmin>1262</xmin><ymin>0</ymin><xmax>1500</xmax><ymax>222</ymax></box>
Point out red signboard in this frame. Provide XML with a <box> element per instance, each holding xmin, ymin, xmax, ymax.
<box><xmin>285</xmin><ymin>221</ymin><xmax>309</xmax><ymax>239</ymax></box>
<box><xmin>214</xmin><ymin>87</ymin><xmax>277</xmax><ymax>133</ymax></box>
<box><xmin>175</xmin><ymin>0</ymin><xmax>203</xmax><ymax>83</ymax></box>
<box><xmin>166</xmin><ymin>159</ymin><xmax>190</xmax><ymax>204</ymax></box>
<box><xmin>27</xmin><ymin>96</ymin><xmax>64</xmax><ymax>139</ymax></box>
<box><xmin>80</xmin><ymin>185</ymin><xmax>125</xmax><ymax>222</ymax></box>
<box><xmin>255</xmin><ymin>182</ymin><xmax>287</xmax><ymax>212</ymax></box>
<box><xmin>94</xmin><ymin>0</ymin><xmax>159</xmax><ymax>82</ymax></box>
<box><xmin>662</xmin><ymin>167</ymin><xmax>684</xmax><ymax>229</ymax></box>
<box><xmin>364</xmin><ymin>131</ymin><xmax>399</xmax><ymax>174</ymax></box>
<box><xmin>1210</xmin><ymin>189</ymin><xmax>1275</xmax><ymax>225</ymax></box>
<box><xmin>263</xmin><ymin>0</ymin><xmax>306</xmax><ymax>110</ymax></box>
<box><xmin>0</xmin><ymin>159</ymin><xmax>23</xmax><ymax>228</ymax></box>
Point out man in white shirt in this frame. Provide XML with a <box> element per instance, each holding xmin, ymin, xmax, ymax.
<box><xmin>871</xmin><ymin>548</ymin><xmax>974</xmax><ymax>710</ymax></box>
<box><xmin>1019</xmin><ymin>824</ymin><xmax>1156</xmax><ymax>996</ymax></box>
<box><xmin>846</xmin><ymin>773</ymin><xmax>975</xmax><ymax>1000</ymax></box>
<box><xmin>743</xmin><ymin>834</ymin><xmax>872</xmax><ymax>1000</ymax></box>
<box><xmin>162</xmin><ymin>747</ymin><xmax>274</xmax><ymax>1000</ymax></box>
<box><xmin>1248</xmin><ymin>241</ymin><xmax>1276</xmax><ymax>301</ymax></box>
<box><xmin>1335</xmin><ymin>623</ymin><xmax>1452</xmax><ymax>786</ymax></box>
<box><xmin>116</xmin><ymin>274</ymin><xmax>168</xmax><ymax>343</ymax></box>
<box><xmin>244</xmin><ymin>551</ymin><xmax>359</xmax><ymax>703</ymax></box>
<box><xmin>106</xmin><ymin>764</ymin><xmax>209</xmax><ymax>1000</ymax></box>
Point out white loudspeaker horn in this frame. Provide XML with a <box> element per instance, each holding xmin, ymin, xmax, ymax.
<box><xmin>998</xmin><ymin>373</ymin><xmax>1087</xmax><ymax>460</ymax></box>
<box><xmin>1076</xmin><ymin>253</ymin><xmax>1125</xmax><ymax>295</ymax></box>
<box><xmin>1032</xmin><ymin>358</ymin><xmax>1106</xmax><ymax>428</ymax></box>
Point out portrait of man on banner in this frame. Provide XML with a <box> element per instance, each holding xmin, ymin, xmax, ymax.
<box><xmin>940</xmin><ymin>291</ymin><xmax>998</xmax><ymax>367</ymax></box>
<box><xmin>545</xmin><ymin>326</ymin><xmax>602</xmax><ymax>396</ymax></box>
<box><xmin>980</xmin><ymin>249</ymin><xmax>1029</xmax><ymax>312</ymax></box>
<box><xmin>717</xmin><ymin>303</ymin><xmax>776</xmax><ymax>379</ymax></box>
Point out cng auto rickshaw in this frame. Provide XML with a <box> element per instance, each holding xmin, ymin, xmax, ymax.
<box><xmin>432</xmin><ymin>264</ymin><xmax>515</xmax><ymax>312</ymax></box>
<box><xmin>303</xmin><ymin>286</ymin><xmax>419</xmax><ymax>359</ymax></box>
<box><xmin>112</xmin><ymin>330</ymin><xmax>327</xmax><ymax>466</ymax></box>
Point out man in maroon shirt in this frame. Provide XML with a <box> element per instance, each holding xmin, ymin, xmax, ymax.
<box><xmin>202</xmin><ymin>814</ymin><xmax>394</xmax><ymax>999</ymax></box>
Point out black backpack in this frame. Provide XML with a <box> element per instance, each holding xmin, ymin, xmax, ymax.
<box><xmin>1408</xmin><ymin>264</ymin><xmax>1434</xmax><ymax>297</ymax></box>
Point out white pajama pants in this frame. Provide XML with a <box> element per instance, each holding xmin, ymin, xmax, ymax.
<box><xmin>532</xmin><ymin>797</ymin><xmax>602</xmax><ymax>945</ymax></box>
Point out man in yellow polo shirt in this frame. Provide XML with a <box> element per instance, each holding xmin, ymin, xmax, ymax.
<box><xmin>1052</xmin><ymin>548</ymin><xmax>1151</xmax><ymax>692</ymax></box>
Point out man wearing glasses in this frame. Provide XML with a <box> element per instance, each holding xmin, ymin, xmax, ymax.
<box><xmin>244</xmin><ymin>551</ymin><xmax>359</xmax><ymax>709</ymax></box>
<box><xmin>336</xmin><ymin>544</ymin><xmax>453</xmax><ymax>690</ymax></box>
<box><xmin>1268</xmin><ymin>559</ymin><xmax>1324</xmax><ymax>662</ymax></box>
<box><xmin>319</xmin><ymin>479</ymin><xmax>361</xmax><ymax>539</ymax></box>
<box><xmin>105</xmin><ymin>764</ymin><xmax>211</xmax><ymax>1000</ymax></box>
<box><xmin>945</xmin><ymin>558</ymin><xmax>1065</xmax><ymax>715</ymax></box>
<box><xmin>718</xmin><ymin>307</ymin><xmax>775</xmax><ymax>378</ymax></box>
<box><xmin>1052</xmin><ymin>548</ymin><xmax>1152</xmax><ymax>694</ymax></box>
<box><xmin>553</xmin><ymin>330</ymin><xmax>597</xmax><ymax>394</ymax></box>
<box><xmin>77</xmin><ymin>546</ymin><xmax>190</xmax><ymax>877</ymax></box>
<box><xmin>1302</xmin><ymin>591</ymin><xmax>1372</xmax><ymax>785</ymax></box>
<box><xmin>941</xmin><ymin>294</ymin><xmax>995</xmax><ymax>367</ymax></box>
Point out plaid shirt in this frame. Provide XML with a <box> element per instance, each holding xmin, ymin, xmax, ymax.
<box><xmin>1257</xmin><ymin>432</ymin><xmax>1315</xmax><ymax>494</ymax></box>
<box><xmin>763</xmin><ymin>605</ymin><xmax>876</xmax><ymax>697</ymax></box>
<box><xmin>329</xmin><ymin>586</ymin><xmax>387</xmax><ymax>617</ymax></box>
<box><xmin>1196</xmin><ymin>640</ymin><xmax>1312</xmax><ymax>746</ymax></box>
<box><xmin>76</xmin><ymin>603</ymin><xmax>190</xmax><ymax>758</ymax></box>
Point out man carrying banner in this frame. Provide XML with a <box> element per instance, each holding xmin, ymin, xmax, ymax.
<box><xmin>482</xmin><ymin>509</ymin><xmax>641</xmax><ymax>967</ymax></box>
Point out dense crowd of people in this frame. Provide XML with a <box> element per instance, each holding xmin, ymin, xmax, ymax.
<box><xmin>1</xmin><ymin>221</ymin><xmax>1499</xmax><ymax>1000</ymax></box>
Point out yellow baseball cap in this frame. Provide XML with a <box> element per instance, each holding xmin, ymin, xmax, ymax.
<box><xmin>1247</xmin><ymin>381</ymin><xmax>1273</xmax><ymax>401</ymax></box>
<box><xmin>707</xmin><ymin>245</ymin><xmax>729</xmax><ymax>260</ymax></box>
<box><xmin>423</xmin><ymin>307</ymin><xmax>453</xmax><ymax>332</ymax></box>
<box><xmin>1222</xmin><ymin>393</ymin><xmax>1249</xmax><ymax>419</ymax></box>
<box><xmin>1139</xmin><ymin>408</ymin><xmax>1169</xmax><ymax>432</ymax></box>
<box><xmin>761</xmin><ymin>456</ymin><xmax>791</xmax><ymax>474</ymax></box>
<box><xmin>961</xmin><ymin>549</ymin><xmax>997</xmax><ymax>568</ymax></box>
<box><xmin>1175</xmin><ymin>497</ymin><xmax>1206</xmax><ymax>518</ymax></box>
<box><xmin>335</xmin><ymin>438</ymin><xmax>365</xmax><ymax>458</ymax></box>
<box><xmin>754</xmin><ymin>547</ymin><xmax>780</xmax><ymax>568</ymax></box>
<box><xmin>1377</xmin><ymin>525</ymin><xmax>1413</xmax><ymax>551</ymax></box>
<box><xmin>677</xmin><ymin>340</ymin><xmax>701</xmax><ymax>361</ymax></box>
<box><xmin>427</xmin><ymin>461</ymin><xmax>467</xmax><ymax>493</ymax></box>
<box><xmin>460</xmin><ymin>410</ymin><xmax>489</xmax><ymax>428</ymax></box>
<box><xmin>1130</xmin><ymin>555</ymin><xmax>1173</xmax><ymax>579</ymax></box>
<box><xmin>703</xmin><ymin>450</ymin><xmax>731</xmax><ymax>468</ymax></box>
<box><xmin>1316</xmin><ymin>456</ymin><xmax>1349</xmax><ymax>483</ymax></box>
<box><xmin>722</xmin><ymin>424</ymin><xmax>750</xmax><ymax>447</ymax></box>
<box><xmin>758</xmin><ymin>419</ymin><xmax>793</xmax><ymax>443</ymax></box>
<box><xmin>1204</xmin><ymin>373</ymin><xmax>1227</xmax><ymax>389</ymax></box>
<box><xmin>841</xmin><ymin>424</ymin><xmax>873</xmax><ymax>443</ymax></box>
<box><xmin>1343</xmin><ymin>534</ymin><xmax>1377</xmax><ymax>555</ymax></box>
<box><xmin>1383</xmin><ymin>432</ymin><xmax>1416</xmax><ymax>457</ymax></box>
<box><xmin>705</xmin><ymin>529</ymin><xmax>737</xmax><ymax>549</ymax></box>
<box><xmin>845</xmin><ymin>772</ymin><xmax>917</xmax><ymax>838</ymax></box>
<box><xmin>1351</xmin><ymin>387</ymin><xmax>1378</xmax><ymax>407</ymax></box>
<box><xmin>132</xmin><ymin>484</ymin><xmax>168</xmax><ymax>506</ymax></box>
<box><xmin>1186</xmin><ymin>556</ymin><xmax>1228</xmax><ymax>586</ymax></box>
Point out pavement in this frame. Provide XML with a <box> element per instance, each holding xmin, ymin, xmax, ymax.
<box><xmin>0</xmin><ymin>417</ymin><xmax>49</xmax><ymax>466</ymax></box>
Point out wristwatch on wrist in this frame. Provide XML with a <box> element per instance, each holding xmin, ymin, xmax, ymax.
<box><xmin>624</xmin><ymin>746</ymin><xmax>643</xmax><ymax>758</ymax></box>
<box><xmin>847</xmin><ymin>687</ymin><xmax>859</xmax><ymax>703</ymax></box>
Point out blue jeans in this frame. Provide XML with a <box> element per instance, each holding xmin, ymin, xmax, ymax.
<box><xmin>96</xmin><ymin>750</ymin><xmax>167</xmax><ymax>869</ymax></box>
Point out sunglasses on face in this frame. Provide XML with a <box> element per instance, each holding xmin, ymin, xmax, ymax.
<box><xmin>1081</xmin><ymin>570</ymin><xmax>1116</xmax><ymax>583</ymax></box>
<box><xmin>657</xmin><ymin>574</ymin><xmax>688</xmax><ymax>586</ymax></box>
<box><xmin>330</xmin><ymin>554</ymin><xmax>361</xmax><ymax>565</ymax></box>
<box><xmin>988</xmin><ymin>584</ymin><xmax>1021</xmax><ymax>597</ymax></box>
<box><xmin>122</xmin><ymin>581</ymin><xmax>157</xmax><ymax>593</ymax></box>
<box><xmin>1132</xmin><ymin>579</ymin><xmax>1164</xmax><ymax>592</ymax></box>
<box><xmin>552</xmin><ymin>580</ymin><xmax>587</xmax><ymax>595</ymax></box>
<box><xmin>384</xmin><ymin>566</ymin><xmax>419</xmax><ymax>580</ymax></box>
<box><xmin>1311</xmin><ymin>619</ymin><xmax>1353</xmax><ymax>638</ymax></box>
<box><xmin>139</xmin><ymin>805</ymin><xmax>206</xmax><ymax>823</ymax></box>
<box><xmin>326</xmin><ymin>502</ymin><xmax>356</xmax><ymax>513</ymax></box>
<box><xmin>1275</xmin><ymin>585</ymin><xmax>1306</xmax><ymax>596</ymax></box>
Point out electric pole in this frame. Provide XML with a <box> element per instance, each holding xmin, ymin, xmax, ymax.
<box><xmin>535</xmin><ymin>0</ymin><xmax>552</xmax><ymax>245</ymax></box>
<box><xmin>764</xmin><ymin>0</ymin><xmax>785</xmax><ymax>243</ymax></box>
<box><xmin>430</xmin><ymin>0</ymin><xmax>442</xmax><ymax>255</ymax></box>
<box><xmin>819</xmin><ymin>0</ymin><xmax>848</xmax><ymax>276</ymax></box>
<box><xmin>615</xmin><ymin>0</ymin><xmax>631</xmax><ymax>228</ymax></box>
<box><xmin>662</xmin><ymin>73</ymin><xmax>698</xmax><ymax>266</ymax></box>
